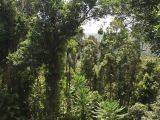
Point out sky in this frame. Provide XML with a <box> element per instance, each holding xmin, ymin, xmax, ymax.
<box><xmin>82</xmin><ymin>16</ymin><xmax>114</xmax><ymax>34</ymax></box>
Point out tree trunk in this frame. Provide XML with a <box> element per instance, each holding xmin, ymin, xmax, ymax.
<box><xmin>2</xmin><ymin>62</ymin><xmax>12</xmax><ymax>91</ymax></box>
<box><xmin>45</xmin><ymin>50</ymin><xmax>65</xmax><ymax>120</ymax></box>
<box><xmin>66</xmin><ymin>51</ymin><xmax>71</xmax><ymax>114</ymax></box>
<box><xmin>46</xmin><ymin>64</ymin><xmax>60</xmax><ymax>120</ymax></box>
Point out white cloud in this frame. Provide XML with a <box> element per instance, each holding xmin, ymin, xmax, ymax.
<box><xmin>82</xmin><ymin>16</ymin><xmax>114</xmax><ymax>34</ymax></box>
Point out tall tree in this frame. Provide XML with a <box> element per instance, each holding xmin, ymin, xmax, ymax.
<box><xmin>0</xmin><ymin>0</ymin><xmax>27</xmax><ymax>90</ymax></box>
<box><xmin>29</xmin><ymin>0</ymin><xmax>111</xmax><ymax>119</ymax></box>
<box><xmin>130</xmin><ymin>0</ymin><xmax>160</xmax><ymax>55</ymax></box>
<box><xmin>0</xmin><ymin>0</ymin><xmax>30</xmax><ymax>119</ymax></box>
<box><xmin>117</xmin><ymin>0</ymin><xmax>160</xmax><ymax>56</ymax></box>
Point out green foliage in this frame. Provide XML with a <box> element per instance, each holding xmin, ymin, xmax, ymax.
<box><xmin>0</xmin><ymin>0</ymin><xmax>27</xmax><ymax>63</ymax></box>
<box><xmin>0</xmin><ymin>86</ymin><xmax>20</xmax><ymax>120</ymax></box>
<box><xmin>98</xmin><ymin>27</ymin><xmax>104</xmax><ymax>35</ymax></box>
<box><xmin>126</xmin><ymin>103</ymin><xmax>147</xmax><ymax>120</ymax></box>
<box><xmin>27</xmin><ymin>1</ymin><xmax>112</xmax><ymax>119</ymax></box>
<box><xmin>119</xmin><ymin>0</ymin><xmax>160</xmax><ymax>55</ymax></box>
<box><xmin>136</xmin><ymin>73</ymin><xmax>159</xmax><ymax>104</ymax></box>
<box><xmin>0</xmin><ymin>0</ymin><xmax>160</xmax><ymax>120</ymax></box>
<box><xmin>8</xmin><ymin>38</ymin><xmax>31</xmax><ymax>66</ymax></box>
<box><xmin>94</xmin><ymin>100</ymin><xmax>125</xmax><ymax>120</ymax></box>
<box><xmin>142</xmin><ymin>94</ymin><xmax>160</xmax><ymax>120</ymax></box>
<box><xmin>70</xmin><ymin>75</ymin><xmax>102</xmax><ymax>120</ymax></box>
<box><xmin>136</xmin><ymin>60</ymin><xmax>160</xmax><ymax>104</ymax></box>
<box><xmin>28</xmin><ymin>65</ymin><xmax>46</xmax><ymax>120</ymax></box>
<box><xmin>81</xmin><ymin>36</ymin><xmax>99</xmax><ymax>91</ymax></box>
<box><xmin>98</xmin><ymin>18</ymin><xmax>141</xmax><ymax>103</ymax></box>
<box><xmin>149</xmin><ymin>95</ymin><xmax>160</xmax><ymax>119</ymax></box>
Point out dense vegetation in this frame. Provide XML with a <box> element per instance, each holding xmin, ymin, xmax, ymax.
<box><xmin>0</xmin><ymin>0</ymin><xmax>159</xmax><ymax>120</ymax></box>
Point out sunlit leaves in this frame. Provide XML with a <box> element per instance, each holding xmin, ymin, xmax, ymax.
<box><xmin>94</xmin><ymin>100</ymin><xmax>125</xmax><ymax>120</ymax></box>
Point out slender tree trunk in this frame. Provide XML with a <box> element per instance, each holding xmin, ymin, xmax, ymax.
<box><xmin>128</xmin><ymin>63</ymin><xmax>136</xmax><ymax>105</ymax></box>
<box><xmin>93</xmin><ymin>75</ymin><xmax>98</xmax><ymax>91</ymax></box>
<box><xmin>2</xmin><ymin>64</ymin><xmax>10</xmax><ymax>88</ymax></box>
<box><xmin>93</xmin><ymin>74</ymin><xmax>103</xmax><ymax>95</ymax></box>
<box><xmin>66</xmin><ymin>51</ymin><xmax>71</xmax><ymax>114</ymax></box>
<box><xmin>109</xmin><ymin>80</ymin><xmax>112</xmax><ymax>99</ymax></box>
